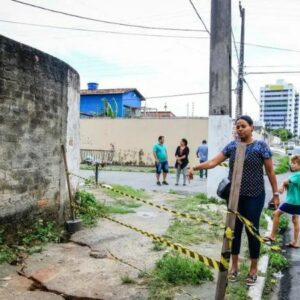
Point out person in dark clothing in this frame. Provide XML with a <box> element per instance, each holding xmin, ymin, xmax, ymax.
<box><xmin>188</xmin><ymin>115</ymin><xmax>279</xmax><ymax>286</ymax></box>
<box><xmin>175</xmin><ymin>139</ymin><xmax>189</xmax><ymax>186</ymax></box>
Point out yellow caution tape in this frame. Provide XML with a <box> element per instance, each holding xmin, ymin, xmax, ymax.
<box><xmin>71</xmin><ymin>172</ymin><xmax>281</xmax><ymax>252</ymax></box>
<box><xmin>72</xmin><ymin>202</ymin><xmax>226</xmax><ymax>271</ymax></box>
<box><xmin>70</xmin><ymin>172</ymin><xmax>225</xmax><ymax>229</ymax></box>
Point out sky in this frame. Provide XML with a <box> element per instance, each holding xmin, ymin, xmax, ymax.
<box><xmin>1</xmin><ymin>0</ymin><xmax>300</xmax><ymax>119</ymax></box>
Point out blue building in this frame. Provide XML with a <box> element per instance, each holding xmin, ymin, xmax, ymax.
<box><xmin>80</xmin><ymin>82</ymin><xmax>145</xmax><ymax>118</ymax></box>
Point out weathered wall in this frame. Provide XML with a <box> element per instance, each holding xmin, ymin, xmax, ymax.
<box><xmin>0</xmin><ymin>35</ymin><xmax>80</xmax><ymax>225</ymax></box>
<box><xmin>80</xmin><ymin>118</ymin><xmax>209</xmax><ymax>166</ymax></box>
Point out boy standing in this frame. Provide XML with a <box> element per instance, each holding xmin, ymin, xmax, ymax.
<box><xmin>153</xmin><ymin>136</ymin><xmax>169</xmax><ymax>186</ymax></box>
<box><xmin>265</xmin><ymin>155</ymin><xmax>300</xmax><ymax>248</ymax></box>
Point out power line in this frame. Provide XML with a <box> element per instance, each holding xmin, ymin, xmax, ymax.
<box><xmin>11</xmin><ymin>0</ymin><xmax>206</xmax><ymax>33</ymax></box>
<box><xmin>243</xmin><ymin>42</ymin><xmax>300</xmax><ymax>53</ymax></box>
<box><xmin>243</xmin><ymin>79</ymin><xmax>259</xmax><ymax>105</ymax></box>
<box><xmin>188</xmin><ymin>0</ymin><xmax>210</xmax><ymax>34</ymax></box>
<box><xmin>231</xmin><ymin>29</ymin><xmax>240</xmax><ymax>63</ymax></box>
<box><xmin>146</xmin><ymin>89</ymin><xmax>236</xmax><ymax>99</ymax></box>
<box><xmin>0</xmin><ymin>19</ymin><xmax>209</xmax><ymax>40</ymax></box>
<box><xmin>146</xmin><ymin>91</ymin><xmax>209</xmax><ymax>99</ymax></box>
<box><xmin>245</xmin><ymin>71</ymin><xmax>300</xmax><ymax>75</ymax></box>
<box><xmin>245</xmin><ymin>65</ymin><xmax>300</xmax><ymax>68</ymax></box>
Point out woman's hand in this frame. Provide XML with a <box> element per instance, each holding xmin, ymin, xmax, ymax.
<box><xmin>188</xmin><ymin>167</ymin><xmax>194</xmax><ymax>180</ymax></box>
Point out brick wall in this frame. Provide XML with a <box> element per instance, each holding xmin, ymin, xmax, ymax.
<box><xmin>0</xmin><ymin>35</ymin><xmax>80</xmax><ymax>225</ymax></box>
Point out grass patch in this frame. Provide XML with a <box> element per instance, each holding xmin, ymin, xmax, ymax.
<box><xmin>121</xmin><ymin>274</ymin><xmax>136</xmax><ymax>284</ymax></box>
<box><xmin>148</xmin><ymin>252</ymin><xmax>213</xmax><ymax>299</ymax></box>
<box><xmin>260</xmin><ymin>214</ymin><xmax>268</xmax><ymax>230</ymax></box>
<box><xmin>75</xmin><ymin>190</ymin><xmax>139</xmax><ymax>226</ymax></box>
<box><xmin>172</xmin><ymin>193</ymin><xmax>225</xmax><ymax>214</ymax></box>
<box><xmin>274</xmin><ymin>156</ymin><xmax>289</xmax><ymax>175</ymax></box>
<box><xmin>165</xmin><ymin>219</ymin><xmax>221</xmax><ymax>245</ymax></box>
<box><xmin>152</xmin><ymin>241</ymin><xmax>166</xmax><ymax>251</ymax></box>
<box><xmin>0</xmin><ymin>220</ymin><xmax>63</xmax><ymax>265</ymax></box>
<box><xmin>226</xmin><ymin>262</ymin><xmax>250</xmax><ymax>300</ymax></box>
<box><xmin>262</xmin><ymin>252</ymin><xmax>289</xmax><ymax>299</ymax></box>
<box><xmin>279</xmin><ymin>215</ymin><xmax>289</xmax><ymax>233</ymax></box>
<box><xmin>103</xmin><ymin>184</ymin><xmax>148</xmax><ymax>200</ymax></box>
<box><xmin>269</xmin><ymin>252</ymin><xmax>289</xmax><ymax>272</ymax></box>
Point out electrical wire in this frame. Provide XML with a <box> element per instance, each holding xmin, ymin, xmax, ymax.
<box><xmin>245</xmin><ymin>65</ymin><xmax>300</xmax><ymax>69</ymax></box>
<box><xmin>231</xmin><ymin>29</ymin><xmax>240</xmax><ymax>63</ymax></box>
<box><xmin>245</xmin><ymin>71</ymin><xmax>300</xmax><ymax>75</ymax></box>
<box><xmin>146</xmin><ymin>91</ymin><xmax>209</xmax><ymax>99</ymax></box>
<box><xmin>11</xmin><ymin>0</ymin><xmax>206</xmax><ymax>33</ymax></box>
<box><xmin>188</xmin><ymin>0</ymin><xmax>210</xmax><ymax>34</ymax></box>
<box><xmin>243</xmin><ymin>42</ymin><xmax>300</xmax><ymax>53</ymax></box>
<box><xmin>0</xmin><ymin>19</ymin><xmax>209</xmax><ymax>40</ymax></box>
<box><xmin>243</xmin><ymin>79</ymin><xmax>260</xmax><ymax>105</ymax></box>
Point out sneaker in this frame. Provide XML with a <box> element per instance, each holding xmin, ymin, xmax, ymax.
<box><xmin>228</xmin><ymin>271</ymin><xmax>238</xmax><ymax>282</ymax></box>
<box><xmin>183</xmin><ymin>184</ymin><xmax>186</xmax><ymax>186</ymax></box>
<box><xmin>162</xmin><ymin>181</ymin><xmax>169</xmax><ymax>185</ymax></box>
<box><xmin>246</xmin><ymin>274</ymin><xmax>257</xmax><ymax>286</ymax></box>
<box><xmin>157</xmin><ymin>181</ymin><xmax>161</xmax><ymax>186</ymax></box>
<box><xmin>175</xmin><ymin>183</ymin><xmax>179</xmax><ymax>186</ymax></box>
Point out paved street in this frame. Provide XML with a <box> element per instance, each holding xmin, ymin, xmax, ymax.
<box><xmin>79</xmin><ymin>169</ymin><xmax>287</xmax><ymax>200</ymax></box>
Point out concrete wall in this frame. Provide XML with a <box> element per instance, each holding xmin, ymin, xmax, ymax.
<box><xmin>80</xmin><ymin>118</ymin><xmax>208</xmax><ymax>166</ymax></box>
<box><xmin>0</xmin><ymin>35</ymin><xmax>80</xmax><ymax>225</ymax></box>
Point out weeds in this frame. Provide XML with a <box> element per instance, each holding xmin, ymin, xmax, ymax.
<box><xmin>152</xmin><ymin>241</ymin><xmax>166</xmax><ymax>251</ymax></box>
<box><xmin>172</xmin><ymin>193</ymin><xmax>225</xmax><ymax>214</ymax></box>
<box><xmin>75</xmin><ymin>190</ymin><xmax>138</xmax><ymax>226</ymax></box>
<box><xmin>269</xmin><ymin>252</ymin><xmax>289</xmax><ymax>271</ymax></box>
<box><xmin>121</xmin><ymin>274</ymin><xmax>136</xmax><ymax>284</ymax></box>
<box><xmin>0</xmin><ymin>220</ymin><xmax>63</xmax><ymax>265</ymax></box>
<box><xmin>165</xmin><ymin>220</ymin><xmax>221</xmax><ymax>245</ymax></box>
<box><xmin>260</xmin><ymin>214</ymin><xmax>268</xmax><ymax>230</ymax></box>
<box><xmin>275</xmin><ymin>156</ymin><xmax>289</xmax><ymax>175</ymax></box>
<box><xmin>226</xmin><ymin>262</ymin><xmax>250</xmax><ymax>300</ymax></box>
<box><xmin>148</xmin><ymin>252</ymin><xmax>213</xmax><ymax>299</ymax></box>
<box><xmin>103</xmin><ymin>184</ymin><xmax>148</xmax><ymax>200</ymax></box>
<box><xmin>279</xmin><ymin>215</ymin><xmax>289</xmax><ymax>233</ymax></box>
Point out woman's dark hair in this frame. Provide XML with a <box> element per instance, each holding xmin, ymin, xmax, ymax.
<box><xmin>236</xmin><ymin>115</ymin><xmax>254</xmax><ymax>126</ymax></box>
<box><xmin>181</xmin><ymin>138</ymin><xmax>188</xmax><ymax>146</ymax></box>
<box><xmin>158</xmin><ymin>136</ymin><xmax>164</xmax><ymax>141</ymax></box>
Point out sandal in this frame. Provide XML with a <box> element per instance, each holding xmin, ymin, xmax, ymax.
<box><xmin>246</xmin><ymin>273</ymin><xmax>257</xmax><ymax>286</ymax></box>
<box><xmin>263</xmin><ymin>236</ymin><xmax>275</xmax><ymax>243</ymax></box>
<box><xmin>228</xmin><ymin>271</ymin><xmax>238</xmax><ymax>282</ymax></box>
<box><xmin>285</xmin><ymin>242</ymin><xmax>300</xmax><ymax>249</ymax></box>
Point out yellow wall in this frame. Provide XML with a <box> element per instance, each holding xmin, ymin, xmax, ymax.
<box><xmin>80</xmin><ymin>118</ymin><xmax>209</xmax><ymax>166</ymax></box>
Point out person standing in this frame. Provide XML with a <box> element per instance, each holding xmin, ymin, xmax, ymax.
<box><xmin>153</xmin><ymin>136</ymin><xmax>169</xmax><ymax>186</ymax></box>
<box><xmin>175</xmin><ymin>139</ymin><xmax>190</xmax><ymax>186</ymax></box>
<box><xmin>264</xmin><ymin>155</ymin><xmax>300</xmax><ymax>248</ymax></box>
<box><xmin>188</xmin><ymin>115</ymin><xmax>279</xmax><ymax>286</ymax></box>
<box><xmin>196</xmin><ymin>140</ymin><xmax>208</xmax><ymax>178</ymax></box>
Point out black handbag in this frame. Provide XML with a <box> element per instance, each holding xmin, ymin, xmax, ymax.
<box><xmin>217</xmin><ymin>177</ymin><xmax>231</xmax><ymax>200</ymax></box>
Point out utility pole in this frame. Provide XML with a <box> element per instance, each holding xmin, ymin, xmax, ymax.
<box><xmin>207</xmin><ymin>0</ymin><xmax>232</xmax><ymax>196</ymax></box>
<box><xmin>236</xmin><ymin>1</ymin><xmax>245</xmax><ymax>118</ymax></box>
<box><xmin>207</xmin><ymin>0</ymin><xmax>233</xmax><ymax>298</ymax></box>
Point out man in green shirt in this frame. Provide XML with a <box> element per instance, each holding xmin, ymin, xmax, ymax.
<box><xmin>153</xmin><ymin>136</ymin><xmax>169</xmax><ymax>186</ymax></box>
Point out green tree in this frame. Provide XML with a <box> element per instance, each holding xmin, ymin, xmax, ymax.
<box><xmin>272</xmin><ymin>128</ymin><xmax>293</xmax><ymax>141</ymax></box>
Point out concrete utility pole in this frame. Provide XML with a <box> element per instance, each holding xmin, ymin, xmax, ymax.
<box><xmin>207</xmin><ymin>0</ymin><xmax>232</xmax><ymax>197</ymax></box>
<box><xmin>235</xmin><ymin>1</ymin><xmax>245</xmax><ymax>118</ymax></box>
<box><xmin>207</xmin><ymin>0</ymin><xmax>232</xmax><ymax>295</ymax></box>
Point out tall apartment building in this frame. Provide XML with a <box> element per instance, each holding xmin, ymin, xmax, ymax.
<box><xmin>260</xmin><ymin>80</ymin><xmax>299</xmax><ymax>136</ymax></box>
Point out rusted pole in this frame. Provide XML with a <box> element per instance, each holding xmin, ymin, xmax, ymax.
<box><xmin>215</xmin><ymin>143</ymin><xmax>246</xmax><ymax>300</ymax></box>
<box><xmin>61</xmin><ymin>144</ymin><xmax>75</xmax><ymax>221</ymax></box>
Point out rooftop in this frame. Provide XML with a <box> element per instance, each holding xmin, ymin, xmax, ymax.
<box><xmin>80</xmin><ymin>88</ymin><xmax>145</xmax><ymax>100</ymax></box>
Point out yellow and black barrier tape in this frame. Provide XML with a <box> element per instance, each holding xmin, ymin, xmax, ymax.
<box><xmin>103</xmin><ymin>214</ymin><xmax>227</xmax><ymax>271</ymax></box>
<box><xmin>72</xmin><ymin>202</ymin><xmax>226</xmax><ymax>271</ymax></box>
<box><xmin>69</xmin><ymin>171</ymin><xmax>226</xmax><ymax>229</ymax></box>
<box><xmin>70</xmin><ymin>172</ymin><xmax>280</xmax><ymax>251</ymax></box>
